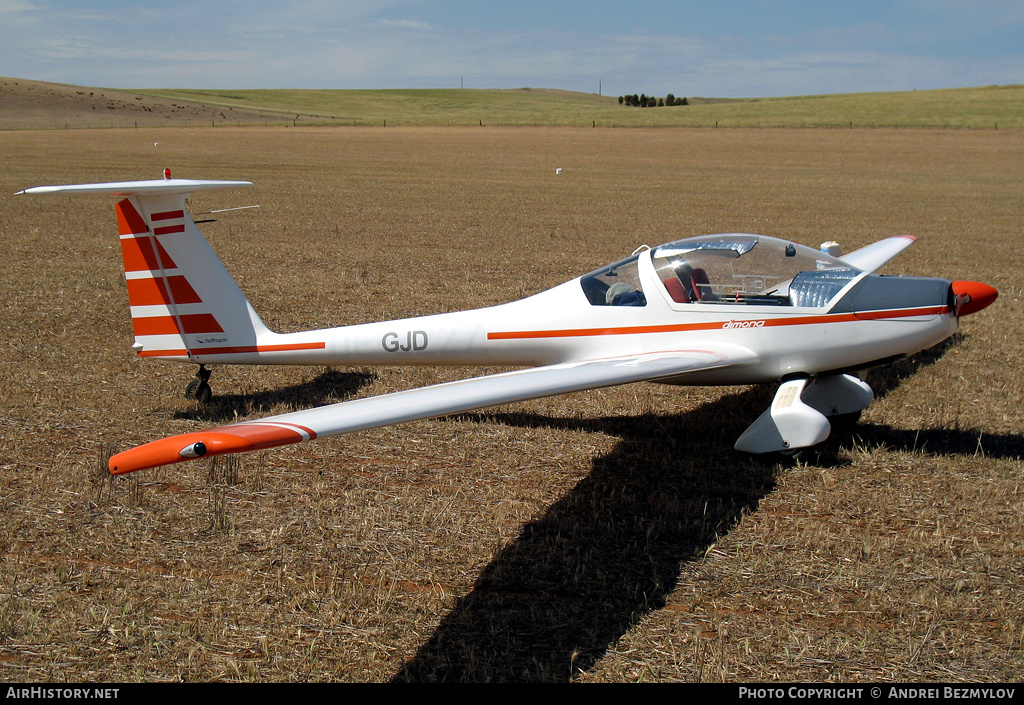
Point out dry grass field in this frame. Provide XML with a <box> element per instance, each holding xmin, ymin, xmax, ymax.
<box><xmin>1</xmin><ymin>123</ymin><xmax>1023</xmax><ymax>682</ymax></box>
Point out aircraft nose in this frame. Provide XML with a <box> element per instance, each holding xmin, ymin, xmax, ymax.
<box><xmin>951</xmin><ymin>280</ymin><xmax>998</xmax><ymax>317</ymax></box>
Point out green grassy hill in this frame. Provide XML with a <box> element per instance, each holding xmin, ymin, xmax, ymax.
<box><xmin>135</xmin><ymin>84</ymin><xmax>1024</xmax><ymax>128</ymax></box>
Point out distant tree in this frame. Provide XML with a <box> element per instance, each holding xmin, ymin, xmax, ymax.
<box><xmin>618</xmin><ymin>91</ymin><xmax>688</xmax><ymax>107</ymax></box>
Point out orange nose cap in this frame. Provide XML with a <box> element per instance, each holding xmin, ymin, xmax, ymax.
<box><xmin>952</xmin><ymin>281</ymin><xmax>998</xmax><ymax>317</ymax></box>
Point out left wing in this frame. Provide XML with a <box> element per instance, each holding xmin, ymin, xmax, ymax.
<box><xmin>109</xmin><ymin>344</ymin><xmax>759</xmax><ymax>474</ymax></box>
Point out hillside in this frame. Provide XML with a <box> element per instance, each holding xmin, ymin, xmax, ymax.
<box><xmin>138</xmin><ymin>84</ymin><xmax>1024</xmax><ymax>128</ymax></box>
<box><xmin>2</xmin><ymin>77</ymin><xmax>1022</xmax><ymax>129</ymax></box>
<box><xmin>0</xmin><ymin>78</ymin><xmax>317</xmax><ymax>130</ymax></box>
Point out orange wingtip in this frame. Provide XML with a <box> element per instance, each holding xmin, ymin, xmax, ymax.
<box><xmin>109</xmin><ymin>422</ymin><xmax>317</xmax><ymax>475</ymax></box>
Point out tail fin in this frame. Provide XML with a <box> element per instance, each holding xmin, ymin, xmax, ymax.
<box><xmin>19</xmin><ymin>177</ymin><xmax>270</xmax><ymax>361</ymax></box>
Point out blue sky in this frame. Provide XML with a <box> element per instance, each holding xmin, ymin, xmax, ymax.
<box><xmin>1</xmin><ymin>1</ymin><xmax>1022</xmax><ymax>97</ymax></box>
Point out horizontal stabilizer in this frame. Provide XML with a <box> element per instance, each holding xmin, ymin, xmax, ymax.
<box><xmin>16</xmin><ymin>178</ymin><xmax>251</xmax><ymax>197</ymax></box>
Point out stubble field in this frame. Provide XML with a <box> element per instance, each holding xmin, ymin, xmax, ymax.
<box><xmin>1</xmin><ymin>125</ymin><xmax>1022</xmax><ymax>682</ymax></box>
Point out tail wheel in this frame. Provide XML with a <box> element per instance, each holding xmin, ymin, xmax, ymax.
<box><xmin>185</xmin><ymin>365</ymin><xmax>213</xmax><ymax>404</ymax></box>
<box><xmin>194</xmin><ymin>383</ymin><xmax>213</xmax><ymax>404</ymax></box>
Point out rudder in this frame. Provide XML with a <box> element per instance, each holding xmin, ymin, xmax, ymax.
<box><xmin>18</xmin><ymin>176</ymin><xmax>269</xmax><ymax>363</ymax></box>
<box><xmin>116</xmin><ymin>193</ymin><xmax>270</xmax><ymax>361</ymax></box>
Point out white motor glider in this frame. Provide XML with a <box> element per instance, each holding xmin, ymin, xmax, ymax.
<box><xmin>18</xmin><ymin>174</ymin><xmax>996</xmax><ymax>474</ymax></box>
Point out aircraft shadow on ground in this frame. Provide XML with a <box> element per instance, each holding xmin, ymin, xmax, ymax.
<box><xmin>392</xmin><ymin>384</ymin><xmax>779</xmax><ymax>682</ymax></box>
<box><xmin>813</xmin><ymin>334</ymin><xmax>1024</xmax><ymax>464</ymax></box>
<box><xmin>392</xmin><ymin>335</ymin><xmax>1023</xmax><ymax>682</ymax></box>
<box><xmin>172</xmin><ymin>368</ymin><xmax>376</xmax><ymax>423</ymax></box>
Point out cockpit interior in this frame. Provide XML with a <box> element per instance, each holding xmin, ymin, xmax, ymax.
<box><xmin>580</xmin><ymin>234</ymin><xmax>860</xmax><ymax>309</ymax></box>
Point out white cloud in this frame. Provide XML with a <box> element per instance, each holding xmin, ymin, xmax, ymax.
<box><xmin>0</xmin><ymin>0</ymin><xmax>41</xmax><ymax>12</ymax></box>
<box><xmin>376</xmin><ymin>19</ymin><xmax>432</xmax><ymax>31</ymax></box>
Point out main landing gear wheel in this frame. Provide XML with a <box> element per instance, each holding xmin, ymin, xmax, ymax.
<box><xmin>829</xmin><ymin>410</ymin><xmax>862</xmax><ymax>430</ymax></box>
<box><xmin>776</xmin><ymin>446</ymin><xmax>808</xmax><ymax>465</ymax></box>
<box><xmin>184</xmin><ymin>365</ymin><xmax>213</xmax><ymax>404</ymax></box>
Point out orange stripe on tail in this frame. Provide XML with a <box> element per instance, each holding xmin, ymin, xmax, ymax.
<box><xmin>132</xmin><ymin>314</ymin><xmax>223</xmax><ymax>337</ymax></box>
<box><xmin>153</xmin><ymin>224</ymin><xmax>185</xmax><ymax>236</ymax></box>
<box><xmin>121</xmin><ymin>235</ymin><xmax>177</xmax><ymax>272</ymax></box>
<box><xmin>116</xmin><ymin>199</ymin><xmax>148</xmax><ymax>236</ymax></box>
<box><xmin>126</xmin><ymin>276</ymin><xmax>203</xmax><ymax>306</ymax></box>
<box><xmin>151</xmin><ymin>210</ymin><xmax>184</xmax><ymax>221</ymax></box>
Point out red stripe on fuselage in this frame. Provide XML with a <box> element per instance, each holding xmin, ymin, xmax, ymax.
<box><xmin>486</xmin><ymin>306</ymin><xmax>949</xmax><ymax>340</ymax></box>
<box><xmin>135</xmin><ymin>341</ymin><xmax>327</xmax><ymax>358</ymax></box>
